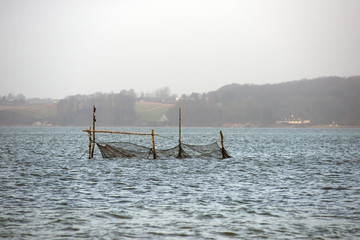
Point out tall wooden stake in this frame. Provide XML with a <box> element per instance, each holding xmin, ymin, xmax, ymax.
<box><xmin>88</xmin><ymin>127</ymin><xmax>92</xmax><ymax>159</ymax></box>
<box><xmin>179</xmin><ymin>108</ymin><xmax>181</xmax><ymax>146</ymax></box>
<box><xmin>177</xmin><ymin>107</ymin><xmax>182</xmax><ymax>158</ymax></box>
<box><xmin>151</xmin><ymin>129</ymin><xmax>156</xmax><ymax>159</ymax></box>
<box><xmin>220</xmin><ymin>130</ymin><xmax>225</xmax><ymax>159</ymax></box>
<box><xmin>91</xmin><ymin>105</ymin><xmax>96</xmax><ymax>158</ymax></box>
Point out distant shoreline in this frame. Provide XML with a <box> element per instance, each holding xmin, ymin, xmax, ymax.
<box><xmin>1</xmin><ymin>124</ymin><xmax>359</xmax><ymax>128</ymax></box>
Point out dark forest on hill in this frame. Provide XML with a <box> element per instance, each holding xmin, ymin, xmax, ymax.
<box><xmin>166</xmin><ymin>76</ymin><xmax>360</xmax><ymax>126</ymax></box>
<box><xmin>55</xmin><ymin>90</ymin><xmax>137</xmax><ymax>126</ymax></box>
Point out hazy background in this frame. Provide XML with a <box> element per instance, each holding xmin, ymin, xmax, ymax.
<box><xmin>1</xmin><ymin>0</ymin><xmax>359</xmax><ymax>99</ymax></box>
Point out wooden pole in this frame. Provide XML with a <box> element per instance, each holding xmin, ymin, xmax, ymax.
<box><xmin>151</xmin><ymin>129</ymin><xmax>156</xmax><ymax>159</ymax></box>
<box><xmin>91</xmin><ymin>105</ymin><xmax>96</xmax><ymax>158</ymax></box>
<box><xmin>177</xmin><ymin>107</ymin><xmax>182</xmax><ymax>158</ymax></box>
<box><xmin>220</xmin><ymin>130</ymin><xmax>225</xmax><ymax>159</ymax></box>
<box><xmin>88</xmin><ymin>127</ymin><xmax>92</xmax><ymax>159</ymax></box>
<box><xmin>179</xmin><ymin>107</ymin><xmax>181</xmax><ymax>146</ymax></box>
<box><xmin>82</xmin><ymin>129</ymin><xmax>157</xmax><ymax>136</ymax></box>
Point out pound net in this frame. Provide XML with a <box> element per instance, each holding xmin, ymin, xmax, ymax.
<box><xmin>97</xmin><ymin>142</ymin><xmax>231</xmax><ymax>159</ymax></box>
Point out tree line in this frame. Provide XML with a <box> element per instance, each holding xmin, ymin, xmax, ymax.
<box><xmin>55</xmin><ymin>90</ymin><xmax>137</xmax><ymax>126</ymax></box>
<box><xmin>1</xmin><ymin>76</ymin><xmax>359</xmax><ymax>126</ymax></box>
<box><xmin>166</xmin><ymin>76</ymin><xmax>360</xmax><ymax>126</ymax></box>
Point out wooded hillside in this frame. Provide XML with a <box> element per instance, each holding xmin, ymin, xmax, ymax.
<box><xmin>166</xmin><ymin>76</ymin><xmax>360</xmax><ymax>126</ymax></box>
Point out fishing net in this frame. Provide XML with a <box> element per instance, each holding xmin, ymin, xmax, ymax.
<box><xmin>96</xmin><ymin>142</ymin><xmax>231</xmax><ymax>159</ymax></box>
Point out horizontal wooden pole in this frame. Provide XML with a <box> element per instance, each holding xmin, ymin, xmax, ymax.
<box><xmin>82</xmin><ymin>129</ymin><xmax>158</xmax><ymax>136</ymax></box>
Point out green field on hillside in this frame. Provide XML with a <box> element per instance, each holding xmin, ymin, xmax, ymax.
<box><xmin>134</xmin><ymin>101</ymin><xmax>174</xmax><ymax>123</ymax></box>
<box><xmin>0</xmin><ymin>104</ymin><xmax>57</xmax><ymax>125</ymax></box>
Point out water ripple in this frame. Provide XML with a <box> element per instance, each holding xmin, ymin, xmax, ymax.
<box><xmin>0</xmin><ymin>127</ymin><xmax>360</xmax><ymax>239</ymax></box>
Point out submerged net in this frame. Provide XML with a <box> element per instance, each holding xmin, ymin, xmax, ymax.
<box><xmin>97</xmin><ymin>142</ymin><xmax>231</xmax><ymax>159</ymax></box>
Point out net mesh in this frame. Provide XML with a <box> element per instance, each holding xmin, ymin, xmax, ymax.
<box><xmin>97</xmin><ymin>142</ymin><xmax>231</xmax><ymax>159</ymax></box>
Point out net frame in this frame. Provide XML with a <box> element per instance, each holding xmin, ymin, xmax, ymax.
<box><xmin>84</xmin><ymin>106</ymin><xmax>231</xmax><ymax>159</ymax></box>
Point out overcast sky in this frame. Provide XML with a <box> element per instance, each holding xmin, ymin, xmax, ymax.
<box><xmin>1</xmin><ymin>0</ymin><xmax>359</xmax><ymax>99</ymax></box>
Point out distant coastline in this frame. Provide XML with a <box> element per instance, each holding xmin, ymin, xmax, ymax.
<box><xmin>1</xmin><ymin>76</ymin><xmax>360</xmax><ymax>127</ymax></box>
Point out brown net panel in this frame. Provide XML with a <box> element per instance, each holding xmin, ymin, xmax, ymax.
<box><xmin>97</xmin><ymin>142</ymin><xmax>231</xmax><ymax>159</ymax></box>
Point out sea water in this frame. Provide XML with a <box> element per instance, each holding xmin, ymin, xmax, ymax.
<box><xmin>0</xmin><ymin>127</ymin><xmax>359</xmax><ymax>239</ymax></box>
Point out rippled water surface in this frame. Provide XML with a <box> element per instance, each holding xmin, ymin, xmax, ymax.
<box><xmin>1</xmin><ymin>127</ymin><xmax>360</xmax><ymax>239</ymax></box>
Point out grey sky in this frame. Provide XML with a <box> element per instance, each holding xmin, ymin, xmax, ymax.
<box><xmin>1</xmin><ymin>0</ymin><xmax>359</xmax><ymax>99</ymax></box>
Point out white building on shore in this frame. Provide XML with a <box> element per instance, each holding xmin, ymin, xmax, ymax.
<box><xmin>276</xmin><ymin>115</ymin><xmax>311</xmax><ymax>125</ymax></box>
